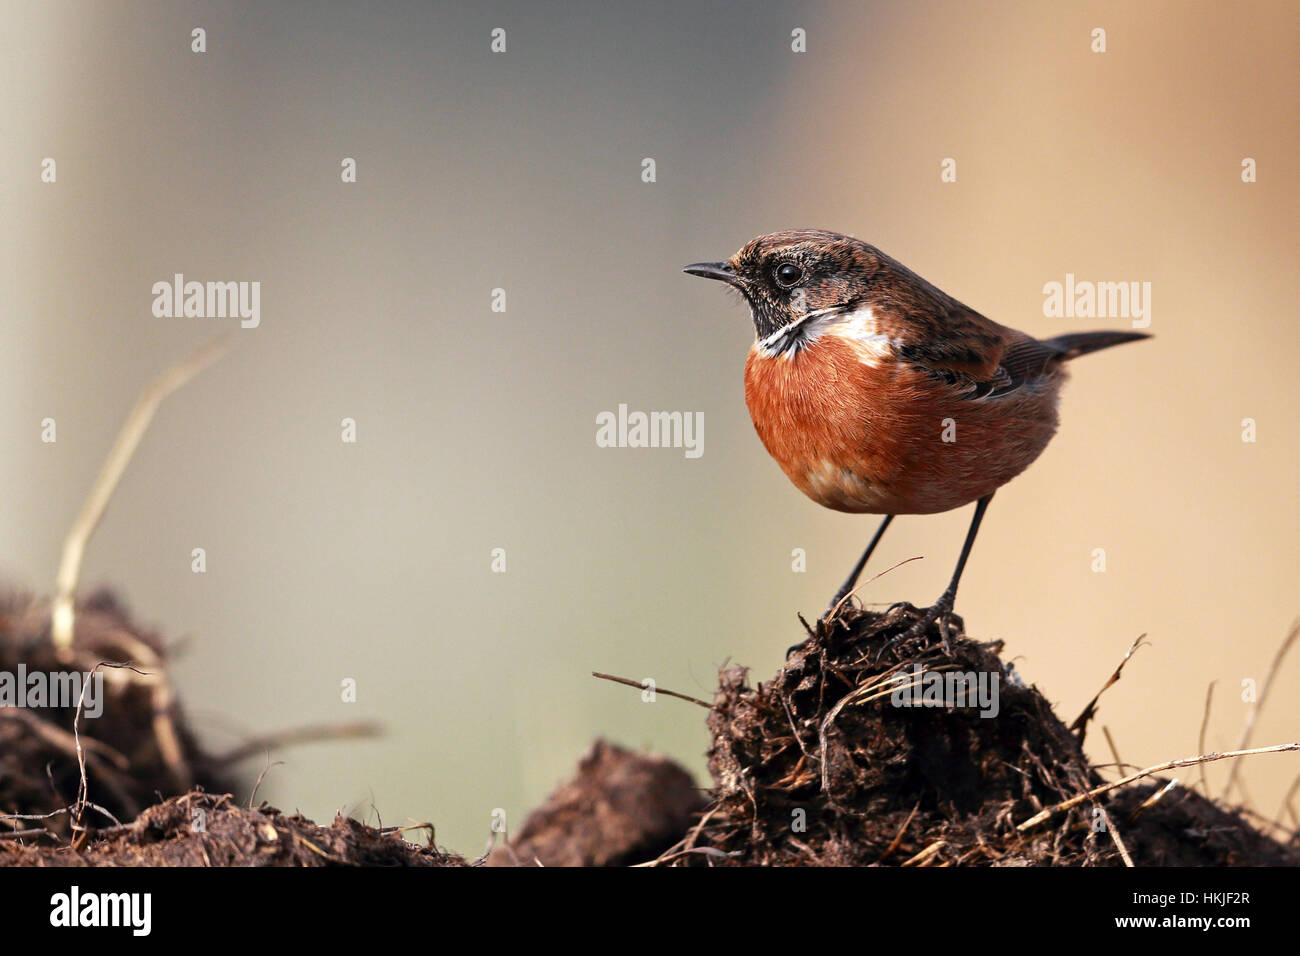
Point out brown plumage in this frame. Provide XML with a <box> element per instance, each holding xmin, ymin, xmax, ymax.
<box><xmin>685</xmin><ymin>229</ymin><xmax>1149</xmax><ymax>648</ymax></box>
<box><xmin>744</xmin><ymin>329</ymin><xmax>1063</xmax><ymax>515</ymax></box>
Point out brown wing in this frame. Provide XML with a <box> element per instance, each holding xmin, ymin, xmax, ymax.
<box><xmin>887</xmin><ymin>301</ymin><xmax>1010</xmax><ymax>380</ymax></box>
<box><xmin>983</xmin><ymin>333</ymin><xmax>1070</xmax><ymax>395</ymax></box>
<box><xmin>888</xmin><ymin>300</ymin><xmax>1063</xmax><ymax>398</ymax></box>
<box><xmin>968</xmin><ymin>330</ymin><xmax>1149</xmax><ymax>397</ymax></box>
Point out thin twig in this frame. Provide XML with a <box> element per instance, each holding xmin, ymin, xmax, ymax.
<box><xmin>1070</xmin><ymin>634</ymin><xmax>1148</xmax><ymax>741</ymax></box>
<box><xmin>210</xmin><ymin>721</ymin><xmax>382</xmax><ymax>767</ymax></box>
<box><xmin>681</xmin><ymin>803</ymin><xmax>720</xmax><ymax>856</ymax></box>
<box><xmin>71</xmin><ymin>661</ymin><xmax>149</xmax><ymax>831</ymax></box>
<box><xmin>1018</xmin><ymin>742</ymin><xmax>1300</xmax><ymax>832</ymax></box>
<box><xmin>1101</xmin><ymin>726</ymin><xmax>1134</xmax><ymax>775</ymax></box>
<box><xmin>878</xmin><ymin>802</ymin><xmax>920</xmax><ymax>862</ymax></box>
<box><xmin>52</xmin><ymin>335</ymin><xmax>231</xmax><ymax>652</ymax></box>
<box><xmin>632</xmin><ymin>846</ymin><xmax>735</xmax><ymax>866</ymax></box>
<box><xmin>248</xmin><ymin>752</ymin><xmax>284</xmax><ymax>809</ymax></box>
<box><xmin>591</xmin><ymin>672</ymin><xmax>711</xmax><ymax>709</ymax></box>
<box><xmin>1097</xmin><ymin>806</ymin><xmax>1134</xmax><ymax>866</ymax></box>
<box><xmin>294</xmin><ymin>831</ymin><xmax>355</xmax><ymax>866</ymax></box>
<box><xmin>1277</xmin><ymin>771</ymin><xmax>1300</xmax><ymax>831</ymax></box>
<box><xmin>901</xmin><ymin>840</ymin><xmax>945</xmax><ymax>866</ymax></box>
<box><xmin>0</xmin><ymin>828</ymin><xmax>57</xmax><ymax>841</ymax></box>
<box><xmin>1196</xmin><ymin>682</ymin><xmax>1215</xmax><ymax>795</ymax></box>
<box><xmin>825</xmin><ymin>556</ymin><xmax>923</xmax><ymax>622</ymax></box>
<box><xmin>1129</xmin><ymin>778</ymin><xmax>1179</xmax><ymax>821</ymax></box>
<box><xmin>473</xmin><ymin>820</ymin><xmax>512</xmax><ymax>867</ymax></box>
<box><xmin>1221</xmin><ymin>619</ymin><xmax>1300</xmax><ymax>800</ymax></box>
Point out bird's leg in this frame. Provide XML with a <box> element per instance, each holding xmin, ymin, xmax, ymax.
<box><xmin>786</xmin><ymin>514</ymin><xmax>896</xmax><ymax>659</ymax></box>
<box><xmin>880</xmin><ymin>493</ymin><xmax>994</xmax><ymax>657</ymax></box>
<box><xmin>823</xmin><ymin>514</ymin><xmax>895</xmax><ymax>619</ymax></box>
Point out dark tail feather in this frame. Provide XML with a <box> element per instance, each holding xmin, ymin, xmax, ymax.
<box><xmin>1045</xmin><ymin>330</ymin><xmax>1151</xmax><ymax>361</ymax></box>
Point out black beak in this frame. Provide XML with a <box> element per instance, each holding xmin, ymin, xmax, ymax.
<box><xmin>683</xmin><ymin>261</ymin><xmax>746</xmax><ymax>287</ymax></box>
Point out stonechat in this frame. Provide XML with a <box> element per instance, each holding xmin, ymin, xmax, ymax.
<box><xmin>685</xmin><ymin>229</ymin><xmax>1149</xmax><ymax>650</ymax></box>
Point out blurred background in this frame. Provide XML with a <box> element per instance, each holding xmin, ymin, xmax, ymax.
<box><xmin>2</xmin><ymin>0</ymin><xmax>1296</xmax><ymax>854</ymax></box>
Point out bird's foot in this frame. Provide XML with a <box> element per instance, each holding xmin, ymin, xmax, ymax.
<box><xmin>874</xmin><ymin>593</ymin><xmax>959</xmax><ymax>661</ymax></box>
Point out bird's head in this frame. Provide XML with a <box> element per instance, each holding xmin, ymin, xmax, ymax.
<box><xmin>684</xmin><ymin>229</ymin><xmax>890</xmax><ymax>340</ymax></box>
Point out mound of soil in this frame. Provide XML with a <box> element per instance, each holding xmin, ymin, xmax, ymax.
<box><xmin>673</xmin><ymin>603</ymin><xmax>1298</xmax><ymax>866</ymax></box>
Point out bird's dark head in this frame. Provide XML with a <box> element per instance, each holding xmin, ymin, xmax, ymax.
<box><xmin>684</xmin><ymin>230</ymin><xmax>889</xmax><ymax>340</ymax></box>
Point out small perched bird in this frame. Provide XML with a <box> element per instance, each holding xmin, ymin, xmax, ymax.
<box><xmin>685</xmin><ymin>229</ymin><xmax>1149</xmax><ymax>649</ymax></box>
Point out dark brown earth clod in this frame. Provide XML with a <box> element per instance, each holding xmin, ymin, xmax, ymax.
<box><xmin>489</xmin><ymin>740</ymin><xmax>705</xmax><ymax>866</ymax></box>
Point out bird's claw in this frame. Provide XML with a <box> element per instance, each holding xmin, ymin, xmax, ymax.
<box><xmin>874</xmin><ymin>596</ymin><xmax>958</xmax><ymax>661</ymax></box>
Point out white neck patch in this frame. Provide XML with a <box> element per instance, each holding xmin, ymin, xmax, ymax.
<box><xmin>754</xmin><ymin>304</ymin><xmax>898</xmax><ymax>363</ymax></box>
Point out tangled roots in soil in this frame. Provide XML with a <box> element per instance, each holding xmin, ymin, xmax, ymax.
<box><xmin>0</xmin><ymin>589</ymin><xmax>239</xmax><ymax>835</ymax></box>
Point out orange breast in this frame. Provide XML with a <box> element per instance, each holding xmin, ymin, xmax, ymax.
<box><xmin>743</xmin><ymin>334</ymin><xmax>1063</xmax><ymax>515</ymax></box>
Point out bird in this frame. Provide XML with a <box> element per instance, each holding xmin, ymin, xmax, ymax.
<box><xmin>684</xmin><ymin>229</ymin><xmax>1149</xmax><ymax>651</ymax></box>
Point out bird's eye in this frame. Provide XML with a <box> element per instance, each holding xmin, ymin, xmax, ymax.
<box><xmin>775</xmin><ymin>262</ymin><xmax>804</xmax><ymax>288</ymax></box>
